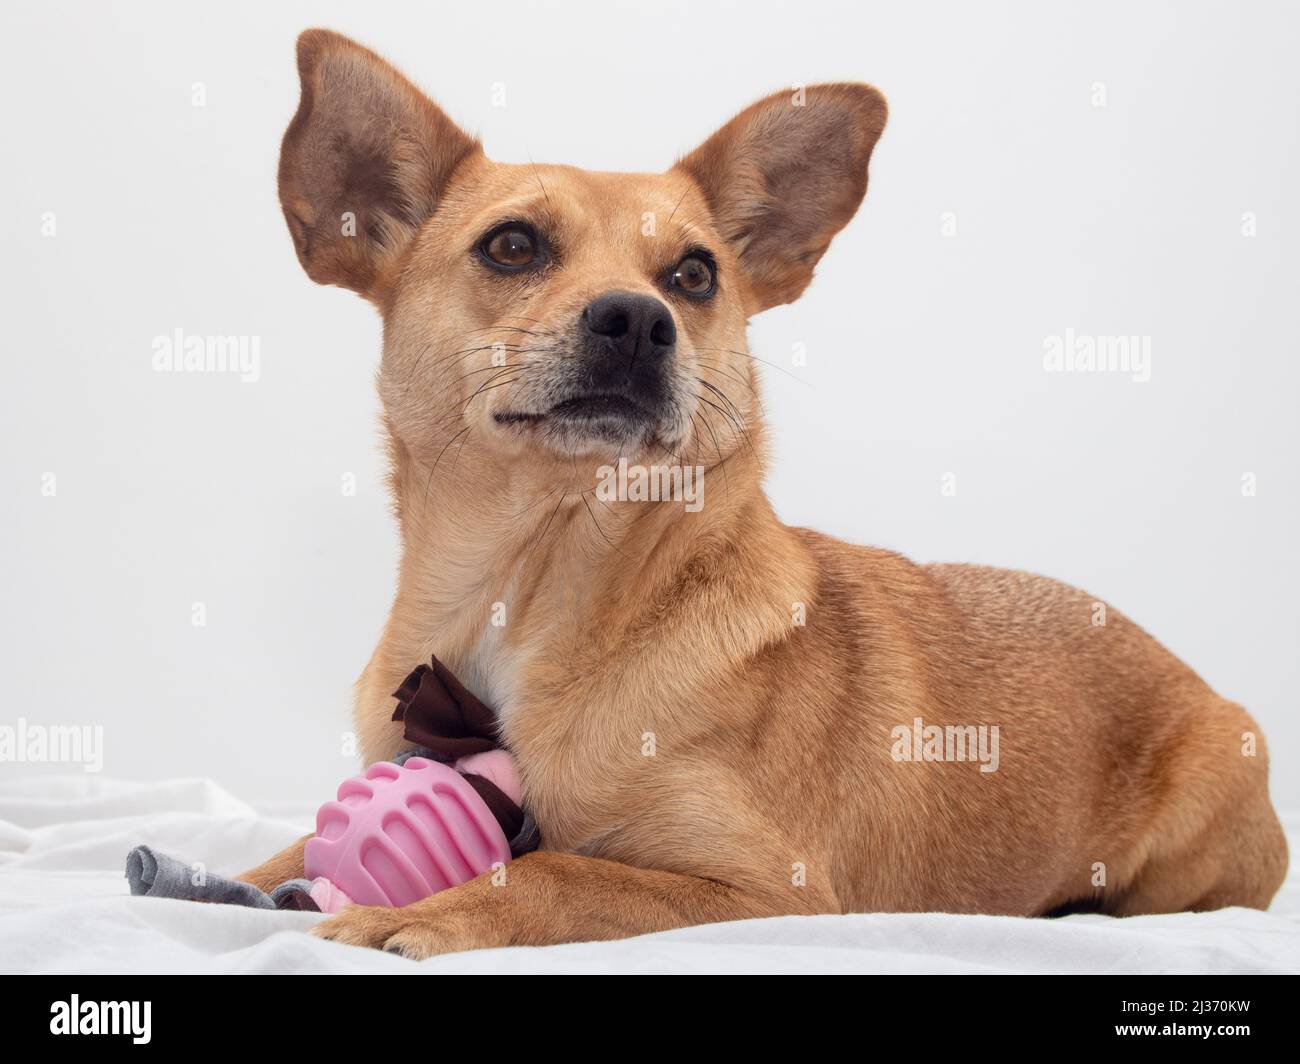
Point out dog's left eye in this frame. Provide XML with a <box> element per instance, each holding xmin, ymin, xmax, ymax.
<box><xmin>670</xmin><ymin>253</ymin><xmax>715</xmax><ymax>297</ymax></box>
<box><xmin>481</xmin><ymin>225</ymin><xmax>537</xmax><ymax>269</ymax></box>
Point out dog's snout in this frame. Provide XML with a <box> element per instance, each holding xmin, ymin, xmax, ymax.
<box><xmin>583</xmin><ymin>291</ymin><xmax>676</xmax><ymax>357</ymax></box>
<box><xmin>570</xmin><ymin>291</ymin><xmax>678</xmax><ymax>417</ymax></box>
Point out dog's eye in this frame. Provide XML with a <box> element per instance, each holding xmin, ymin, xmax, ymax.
<box><xmin>482</xmin><ymin>225</ymin><xmax>537</xmax><ymax>269</ymax></box>
<box><xmin>670</xmin><ymin>254</ymin><xmax>715</xmax><ymax>297</ymax></box>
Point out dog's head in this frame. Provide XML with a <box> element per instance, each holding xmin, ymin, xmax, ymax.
<box><xmin>279</xmin><ymin>30</ymin><xmax>886</xmax><ymax>475</ymax></box>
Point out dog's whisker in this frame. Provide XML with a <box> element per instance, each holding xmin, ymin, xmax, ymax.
<box><xmin>687</xmin><ymin>409</ymin><xmax>731</xmax><ymax>499</ymax></box>
<box><xmin>403</xmin><ymin>342</ymin><xmax>527</xmax><ymax>404</ymax></box>
<box><xmin>695</xmin><ymin>378</ymin><xmax>757</xmax><ymax>459</ymax></box>
<box><xmin>693</xmin><ymin>357</ymin><xmax>758</xmax><ymax>397</ymax></box>
<box><xmin>696</xmin><ymin>389</ymin><xmax>750</xmax><ymax>454</ymax></box>
<box><xmin>446</xmin><ymin>362</ymin><xmax>527</xmax><ymax>390</ymax></box>
<box><xmin>422</xmin><ymin>425</ymin><xmax>471</xmax><ymax>509</ymax></box>
<box><xmin>523</xmin><ymin>490</ymin><xmax>571</xmax><ymax>566</ymax></box>
<box><xmin>695</xmin><ymin>346</ymin><xmax>811</xmax><ymax>385</ymax></box>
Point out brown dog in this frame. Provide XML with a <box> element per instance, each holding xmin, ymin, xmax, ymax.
<box><xmin>239</xmin><ymin>29</ymin><xmax>1287</xmax><ymax>958</ymax></box>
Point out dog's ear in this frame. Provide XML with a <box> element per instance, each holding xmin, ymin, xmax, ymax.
<box><xmin>278</xmin><ymin>29</ymin><xmax>480</xmax><ymax>301</ymax></box>
<box><xmin>675</xmin><ymin>84</ymin><xmax>887</xmax><ymax>312</ymax></box>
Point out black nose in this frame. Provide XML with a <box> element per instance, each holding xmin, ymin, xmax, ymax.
<box><xmin>582</xmin><ymin>291</ymin><xmax>676</xmax><ymax>364</ymax></box>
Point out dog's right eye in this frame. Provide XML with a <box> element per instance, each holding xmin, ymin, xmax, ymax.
<box><xmin>480</xmin><ymin>225</ymin><xmax>538</xmax><ymax>270</ymax></box>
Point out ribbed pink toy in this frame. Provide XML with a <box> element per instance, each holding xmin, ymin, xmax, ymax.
<box><xmin>304</xmin><ymin>757</ymin><xmax>511</xmax><ymax>909</ymax></box>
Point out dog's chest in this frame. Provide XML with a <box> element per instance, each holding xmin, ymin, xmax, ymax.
<box><xmin>501</xmin><ymin>686</ymin><xmax>654</xmax><ymax>853</ymax></box>
<box><xmin>455</xmin><ymin>621</ymin><xmax>521</xmax><ymax>730</ymax></box>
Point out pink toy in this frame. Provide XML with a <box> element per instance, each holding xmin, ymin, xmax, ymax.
<box><xmin>303</xmin><ymin>752</ymin><xmax>521</xmax><ymax>913</ymax></box>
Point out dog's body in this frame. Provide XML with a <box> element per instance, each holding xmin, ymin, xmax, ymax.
<box><xmin>240</xmin><ymin>30</ymin><xmax>1286</xmax><ymax>956</ymax></box>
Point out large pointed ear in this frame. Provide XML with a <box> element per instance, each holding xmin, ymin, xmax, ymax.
<box><xmin>278</xmin><ymin>29</ymin><xmax>481</xmax><ymax>301</ymax></box>
<box><xmin>674</xmin><ymin>84</ymin><xmax>887</xmax><ymax>312</ymax></box>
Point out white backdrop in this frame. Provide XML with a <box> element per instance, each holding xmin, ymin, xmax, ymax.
<box><xmin>2</xmin><ymin>0</ymin><xmax>1297</xmax><ymax>811</ymax></box>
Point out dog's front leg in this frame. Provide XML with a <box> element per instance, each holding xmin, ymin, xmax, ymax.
<box><xmin>312</xmin><ymin>850</ymin><xmax>826</xmax><ymax>959</ymax></box>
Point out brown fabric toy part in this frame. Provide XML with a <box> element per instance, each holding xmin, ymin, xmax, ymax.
<box><xmin>391</xmin><ymin>654</ymin><xmax>538</xmax><ymax>854</ymax></box>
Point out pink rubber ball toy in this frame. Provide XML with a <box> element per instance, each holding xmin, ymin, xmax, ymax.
<box><xmin>303</xmin><ymin>754</ymin><xmax>517</xmax><ymax>913</ymax></box>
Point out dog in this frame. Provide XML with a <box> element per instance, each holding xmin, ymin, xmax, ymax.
<box><xmin>238</xmin><ymin>28</ymin><xmax>1287</xmax><ymax>959</ymax></box>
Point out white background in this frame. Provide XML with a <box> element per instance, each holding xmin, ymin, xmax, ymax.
<box><xmin>2</xmin><ymin>0</ymin><xmax>1296</xmax><ymax>811</ymax></box>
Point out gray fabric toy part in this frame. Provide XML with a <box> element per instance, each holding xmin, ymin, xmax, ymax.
<box><xmin>269</xmin><ymin>878</ymin><xmax>321</xmax><ymax>910</ymax></box>
<box><xmin>125</xmin><ymin>845</ymin><xmax>278</xmax><ymax>909</ymax></box>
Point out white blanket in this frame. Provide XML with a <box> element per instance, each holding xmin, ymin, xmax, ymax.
<box><xmin>1</xmin><ymin>775</ymin><xmax>1297</xmax><ymax>974</ymax></box>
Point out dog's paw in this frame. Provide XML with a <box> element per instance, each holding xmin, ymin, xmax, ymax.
<box><xmin>379</xmin><ymin>921</ymin><xmax>477</xmax><ymax>960</ymax></box>
<box><xmin>311</xmin><ymin>901</ymin><xmax>499</xmax><ymax>959</ymax></box>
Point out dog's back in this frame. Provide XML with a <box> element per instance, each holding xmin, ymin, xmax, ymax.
<box><xmin>798</xmin><ymin>540</ymin><xmax>1288</xmax><ymax>913</ymax></box>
